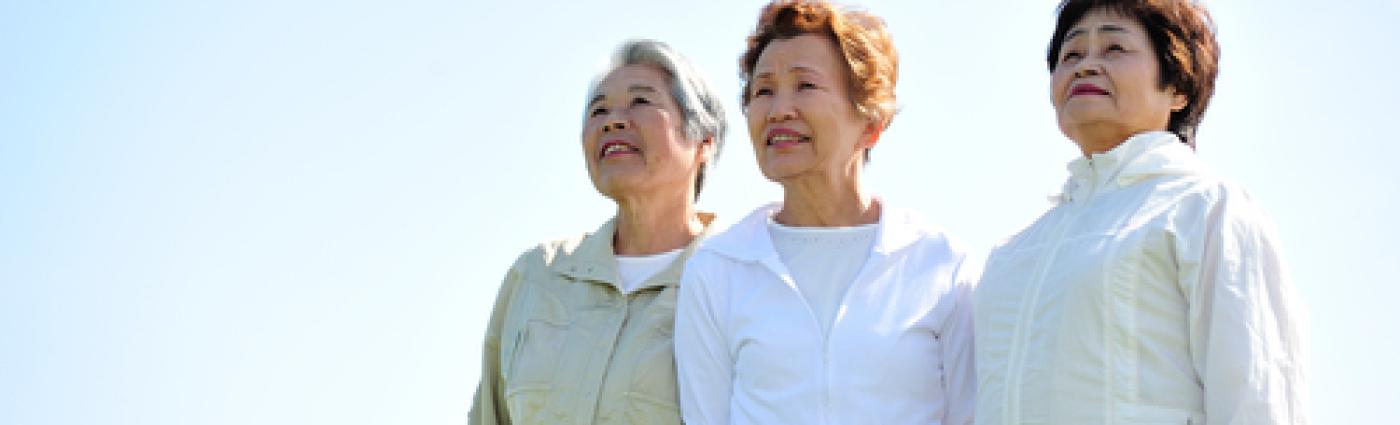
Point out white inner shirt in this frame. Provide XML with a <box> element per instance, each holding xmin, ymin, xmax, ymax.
<box><xmin>614</xmin><ymin>248</ymin><xmax>684</xmax><ymax>294</ymax></box>
<box><xmin>768</xmin><ymin>219</ymin><xmax>879</xmax><ymax>337</ymax></box>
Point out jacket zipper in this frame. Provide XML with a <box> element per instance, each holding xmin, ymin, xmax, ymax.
<box><xmin>1003</xmin><ymin>165</ymin><xmax>1097</xmax><ymax>424</ymax></box>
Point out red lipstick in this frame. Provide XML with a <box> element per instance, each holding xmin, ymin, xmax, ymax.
<box><xmin>1070</xmin><ymin>83</ymin><xmax>1110</xmax><ymax>97</ymax></box>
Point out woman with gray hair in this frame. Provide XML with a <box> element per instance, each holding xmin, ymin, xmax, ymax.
<box><xmin>469</xmin><ymin>39</ymin><xmax>726</xmax><ymax>425</ymax></box>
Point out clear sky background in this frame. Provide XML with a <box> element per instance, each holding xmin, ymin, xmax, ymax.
<box><xmin>3</xmin><ymin>0</ymin><xmax>1397</xmax><ymax>424</ymax></box>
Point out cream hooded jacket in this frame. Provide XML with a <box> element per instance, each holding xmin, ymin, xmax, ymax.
<box><xmin>675</xmin><ymin>202</ymin><xmax>976</xmax><ymax>425</ymax></box>
<box><xmin>974</xmin><ymin>132</ymin><xmax>1308</xmax><ymax>424</ymax></box>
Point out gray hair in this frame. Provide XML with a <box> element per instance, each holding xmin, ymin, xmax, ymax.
<box><xmin>584</xmin><ymin>39</ymin><xmax>728</xmax><ymax>199</ymax></box>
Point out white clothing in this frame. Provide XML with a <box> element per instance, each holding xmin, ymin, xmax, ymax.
<box><xmin>675</xmin><ymin>202</ymin><xmax>977</xmax><ymax>425</ymax></box>
<box><xmin>615</xmin><ymin>248</ymin><xmax>684</xmax><ymax>294</ymax></box>
<box><xmin>974</xmin><ymin>132</ymin><xmax>1308</xmax><ymax>425</ymax></box>
<box><xmin>768</xmin><ymin>220</ymin><xmax>879</xmax><ymax>337</ymax></box>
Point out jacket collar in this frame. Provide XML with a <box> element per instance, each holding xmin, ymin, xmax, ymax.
<box><xmin>550</xmin><ymin>212</ymin><xmax>716</xmax><ymax>288</ymax></box>
<box><xmin>700</xmin><ymin>199</ymin><xmax>923</xmax><ymax>264</ymax></box>
<box><xmin>1057</xmin><ymin>131</ymin><xmax>1208</xmax><ymax>203</ymax></box>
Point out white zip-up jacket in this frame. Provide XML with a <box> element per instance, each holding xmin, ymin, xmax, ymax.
<box><xmin>975</xmin><ymin>132</ymin><xmax>1308</xmax><ymax>424</ymax></box>
<box><xmin>675</xmin><ymin>202</ymin><xmax>976</xmax><ymax>425</ymax></box>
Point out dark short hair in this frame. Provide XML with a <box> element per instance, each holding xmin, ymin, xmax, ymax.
<box><xmin>1046</xmin><ymin>0</ymin><xmax>1220</xmax><ymax>147</ymax></box>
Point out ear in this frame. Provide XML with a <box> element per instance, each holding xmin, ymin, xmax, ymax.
<box><xmin>1170</xmin><ymin>92</ymin><xmax>1189</xmax><ymax>112</ymax></box>
<box><xmin>695</xmin><ymin>136</ymin><xmax>715</xmax><ymax>164</ymax></box>
<box><xmin>861</xmin><ymin>121</ymin><xmax>883</xmax><ymax>150</ymax></box>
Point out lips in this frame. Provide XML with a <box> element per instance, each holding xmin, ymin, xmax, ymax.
<box><xmin>599</xmin><ymin>139</ymin><xmax>640</xmax><ymax>159</ymax></box>
<box><xmin>765</xmin><ymin>127</ymin><xmax>811</xmax><ymax>149</ymax></box>
<box><xmin>1070</xmin><ymin>83</ymin><xmax>1110</xmax><ymax>97</ymax></box>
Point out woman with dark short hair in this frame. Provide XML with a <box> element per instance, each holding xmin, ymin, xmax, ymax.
<box><xmin>974</xmin><ymin>1</ymin><xmax>1308</xmax><ymax>424</ymax></box>
<box><xmin>469</xmin><ymin>39</ymin><xmax>726</xmax><ymax>425</ymax></box>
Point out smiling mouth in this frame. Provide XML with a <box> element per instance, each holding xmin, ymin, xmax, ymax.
<box><xmin>766</xmin><ymin>133</ymin><xmax>811</xmax><ymax>147</ymax></box>
<box><xmin>599</xmin><ymin>140</ymin><xmax>640</xmax><ymax>159</ymax></box>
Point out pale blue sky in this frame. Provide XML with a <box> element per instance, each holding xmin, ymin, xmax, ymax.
<box><xmin>2</xmin><ymin>0</ymin><xmax>1397</xmax><ymax>424</ymax></box>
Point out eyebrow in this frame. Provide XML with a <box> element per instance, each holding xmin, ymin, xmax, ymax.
<box><xmin>752</xmin><ymin>66</ymin><xmax>824</xmax><ymax>81</ymax></box>
<box><xmin>791</xmin><ymin>66</ymin><xmax>823</xmax><ymax>78</ymax></box>
<box><xmin>588</xmin><ymin>84</ymin><xmax>659</xmax><ymax>106</ymax></box>
<box><xmin>1065</xmin><ymin>24</ymin><xmax>1129</xmax><ymax>42</ymax></box>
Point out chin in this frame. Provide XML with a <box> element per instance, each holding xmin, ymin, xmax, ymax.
<box><xmin>594</xmin><ymin>174</ymin><xmax>639</xmax><ymax>195</ymax></box>
<box><xmin>756</xmin><ymin>164</ymin><xmax>791</xmax><ymax>182</ymax></box>
<box><xmin>759</xmin><ymin>159</ymin><xmax>795</xmax><ymax>178</ymax></box>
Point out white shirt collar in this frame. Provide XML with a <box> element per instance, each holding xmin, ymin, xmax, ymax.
<box><xmin>700</xmin><ymin>199</ymin><xmax>929</xmax><ymax>263</ymax></box>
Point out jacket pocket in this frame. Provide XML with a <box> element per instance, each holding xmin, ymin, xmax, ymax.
<box><xmin>505</xmin><ymin>319</ymin><xmax>569</xmax><ymax>422</ymax></box>
<box><xmin>1124</xmin><ymin>404</ymin><xmax>1197</xmax><ymax>424</ymax></box>
<box><xmin>622</xmin><ymin>315</ymin><xmax>682</xmax><ymax>424</ymax></box>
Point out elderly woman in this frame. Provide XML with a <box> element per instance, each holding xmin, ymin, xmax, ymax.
<box><xmin>974</xmin><ymin>1</ymin><xmax>1308</xmax><ymax>424</ymax></box>
<box><xmin>674</xmin><ymin>1</ymin><xmax>976</xmax><ymax>424</ymax></box>
<box><xmin>468</xmin><ymin>39</ymin><xmax>726</xmax><ymax>425</ymax></box>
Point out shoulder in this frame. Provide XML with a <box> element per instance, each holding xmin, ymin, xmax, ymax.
<box><xmin>1168</xmin><ymin>170</ymin><xmax>1274</xmax><ymax>227</ymax></box>
<box><xmin>877</xmin><ymin>205</ymin><xmax>973</xmax><ymax>286</ymax></box>
<box><xmin>514</xmin><ymin>232</ymin><xmax>587</xmax><ymax>270</ymax></box>
<box><xmin>885</xmin><ymin>205</ymin><xmax>967</xmax><ymax>257</ymax></box>
<box><xmin>693</xmin><ymin>203</ymin><xmax>779</xmax><ymax>259</ymax></box>
<box><xmin>503</xmin><ymin>224</ymin><xmax>608</xmax><ymax>287</ymax></box>
<box><xmin>683</xmin><ymin>237</ymin><xmax>749</xmax><ymax>289</ymax></box>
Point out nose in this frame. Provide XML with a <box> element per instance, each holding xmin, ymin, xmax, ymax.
<box><xmin>1072</xmin><ymin>57</ymin><xmax>1102</xmax><ymax>79</ymax></box>
<box><xmin>766</xmin><ymin>94</ymin><xmax>797</xmax><ymax>123</ymax></box>
<box><xmin>601</xmin><ymin>113</ymin><xmax>627</xmax><ymax>132</ymax></box>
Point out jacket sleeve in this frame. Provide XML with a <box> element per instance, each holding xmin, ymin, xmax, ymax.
<box><xmin>468</xmin><ymin>253</ymin><xmax>527</xmax><ymax>425</ymax></box>
<box><xmin>940</xmin><ymin>253</ymin><xmax>980</xmax><ymax>425</ymax></box>
<box><xmin>1179</xmin><ymin>189</ymin><xmax>1308</xmax><ymax>425</ymax></box>
<box><xmin>673</xmin><ymin>256</ymin><xmax>732</xmax><ymax>425</ymax></box>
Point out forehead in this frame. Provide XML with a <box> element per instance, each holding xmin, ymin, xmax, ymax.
<box><xmin>1066</xmin><ymin>8</ymin><xmax>1150</xmax><ymax>40</ymax></box>
<box><xmin>753</xmin><ymin>34</ymin><xmax>844</xmax><ymax>75</ymax></box>
<box><xmin>596</xmin><ymin>64</ymin><xmax>670</xmax><ymax>94</ymax></box>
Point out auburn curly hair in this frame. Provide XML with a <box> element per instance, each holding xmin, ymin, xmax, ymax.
<box><xmin>740</xmin><ymin>0</ymin><xmax>899</xmax><ymax>132</ymax></box>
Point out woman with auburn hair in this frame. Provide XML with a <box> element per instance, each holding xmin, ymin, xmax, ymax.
<box><xmin>469</xmin><ymin>39</ymin><xmax>727</xmax><ymax>425</ymax></box>
<box><xmin>674</xmin><ymin>1</ymin><xmax>976</xmax><ymax>424</ymax></box>
<box><xmin>974</xmin><ymin>1</ymin><xmax>1307</xmax><ymax>424</ymax></box>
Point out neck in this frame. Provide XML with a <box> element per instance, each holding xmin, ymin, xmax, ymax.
<box><xmin>775</xmin><ymin>167</ymin><xmax>878</xmax><ymax>227</ymax></box>
<box><xmin>612</xmin><ymin>189</ymin><xmax>704</xmax><ymax>256</ymax></box>
<box><xmin>1068</xmin><ymin>124</ymin><xmax>1135</xmax><ymax>157</ymax></box>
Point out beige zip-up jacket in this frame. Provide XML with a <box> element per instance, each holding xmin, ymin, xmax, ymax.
<box><xmin>470</xmin><ymin>214</ymin><xmax>714</xmax><ymax>425</ymax></box>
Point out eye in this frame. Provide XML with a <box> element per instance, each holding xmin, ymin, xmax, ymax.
<box><xmin>1106</xmin><ymin>44</ymin><xmax>1127</xmax><ymax>53</ymax></box>
<box><xmin>590</xmin><ymin>106</ymin><xmax>608</xmax><ymax>117</ymax></box>
<box><xmin>1060</xmin><ymin>50</ymin><xmax>1082</xmax><ymax>64</ymax></box>
<box><xmin>631</xmin><ymin>97</ymin><xmax>652</xmax><ymax>106</ymax></box>
<box><xmin>797</xmin><ymin>81</ymin><xmax>817</xmax><ymax>90</ymax></box>
<box><xmin>753</xmin><ymin>87</ymin><xmax>773</xmax><ymax>97</ymax></box>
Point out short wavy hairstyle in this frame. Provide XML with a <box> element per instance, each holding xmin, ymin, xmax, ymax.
<box><xmin>584</xmin><ymin>39</ymin><xmax>728</xmax><ymax>199</ymax></box>
<box><xmin>1047</xmin><ymin>0</ymin><xmax>1220</xmax><ymax>147</ymax></box>
<box><xmin>740</xmin><ymin>0</ymin><xmax>898</xmax><ymax>157</ymax></box>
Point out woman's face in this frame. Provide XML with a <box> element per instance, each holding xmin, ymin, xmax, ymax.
<box><xmin>1051</xmin><ymin>8</ymin><xmax>1186</xmax><ymax>153</ymax></box>
<box><xmin>746</xmin><ymin>34</ymin><xmax>874</xmax><ymax>183</ymax></box>
<box><xmin>582</xmin><ymin>65</ymin><xmax>707</xmax><ymax>201</ymax></box>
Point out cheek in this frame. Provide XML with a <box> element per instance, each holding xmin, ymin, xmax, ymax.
<box><xmin>630</xmin><ymin>110</ymin><xmax>670</xmax><ymax>140</ymax></box>
<box><xmin>633</xmin><ymin>112</ymin><xmax>663</xmax><ymax>133</ymax></box>
<box><xmin>812</xmin><ymin>98</ymin><xmax>863</xmax><ymax>143</ymax></box>
<box><xmin>635</xmin><ymin>111</ymin><xmax>689</xmax><ymax>155</ymax></box>
<box><xmin>1050</xmin><ymin>71</ymin><xmax>1071</xmax><ymax>106</ymax></box>
<box><xmin>581</xmin><ymin>129</ymin><xmax>597</xmax><ymax>155</ymax></box>
<box><xmin>581</xmin><ymin>129</ymin><xmax>602</xmax><ymax>161</ymax></box>
<box><xmin>745</xmin><ymin>109</ymin><xmax>767</xmax><ymax>146</ymax></box>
